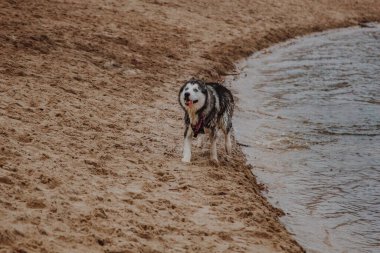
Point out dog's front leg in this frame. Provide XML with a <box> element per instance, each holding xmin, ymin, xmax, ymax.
<box><xmin>182</xmin><ymin>126</ymin><xmax>192</xmax><ymax>163</ymax></box>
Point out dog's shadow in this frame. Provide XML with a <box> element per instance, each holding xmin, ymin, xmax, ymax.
<box><xmin>191</xmin><ymin>148</ymin><xmax>231</xmax><ymax>168</ymax></box>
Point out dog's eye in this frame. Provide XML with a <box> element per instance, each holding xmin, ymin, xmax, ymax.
<box><xmin>194</xmin><ymin>88</ymin><xmax>198</xmax><ymax>92</ymax></box>
<box><xmin>185</xmin><ymin>88</ymin><xmax>189</xmax><ymax>91</ymax></box>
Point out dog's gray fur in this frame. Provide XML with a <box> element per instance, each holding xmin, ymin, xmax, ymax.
<box><xmin>178</xmin><ymin>78</ymin><xmax>234</xmax><ymax>163</ymax></box>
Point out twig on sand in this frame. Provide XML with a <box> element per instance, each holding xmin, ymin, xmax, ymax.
<box><xmin>222</xmin><ymin>72</ymin><xmax>240</xmax><ymax>76</ymax></box>
<box><xmin>237</xmin><ymin>142</ymin><xmax>251</xmax><ymax>147</ymax></box>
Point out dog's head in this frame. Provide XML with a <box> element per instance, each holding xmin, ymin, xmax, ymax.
<box><xmin>179</xmin><ymin>78</ymin><xmax>207</xmax><ymax>112</ymax></box>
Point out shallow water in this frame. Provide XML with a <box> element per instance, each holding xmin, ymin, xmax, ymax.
<box><xmin>232</xmin><ymin>24</ymin><xmax>380</xmax><ymax>253</ymax></box>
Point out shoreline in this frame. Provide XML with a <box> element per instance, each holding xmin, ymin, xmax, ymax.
<box><xmin>229</xmin><ymin>23</ymin><xmax>380</xmax><ymax>253</ymax></box>
<box><xmin>1</xmin><ymin>1</ymin><xmax>380</xmax><ymax>252</ymax></box>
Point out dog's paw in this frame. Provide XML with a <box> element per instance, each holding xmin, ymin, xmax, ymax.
<box><xmin>181</xmin><ymin>157</ymin><xmax>191</xmax><ymax>163</ymax></box>
<box><xmin>209</xmin><ymin>158</ymin><xmax>219</xmax><ymax>167</ymax></box>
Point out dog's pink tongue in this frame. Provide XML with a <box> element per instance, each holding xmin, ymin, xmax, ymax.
<box><xmin>187</xmin><ymin>100</ymin><xmax>193</xmax><ymax>107</ymax></box>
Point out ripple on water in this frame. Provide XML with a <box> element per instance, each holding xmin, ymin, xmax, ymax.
<box><xmin>232</xmin><ymin>24</ymin><xmax>380</xmax><ymax>253</ymax></box>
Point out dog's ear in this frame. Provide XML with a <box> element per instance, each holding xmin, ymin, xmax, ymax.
<box><xmin>198</xmin><ymin>80</ymin><xmax>207</xmax><ymax>93</ymax></box>
<box><xmin>183</xmin><ymin>78</ymin><xmax>196</xmax><ymax>88</ymax></box>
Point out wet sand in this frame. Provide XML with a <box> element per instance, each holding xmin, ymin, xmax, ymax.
<box><xmin>0</xmin><ymin>1</ymin><xmax>380</xmax><ymax>252</ymax></box>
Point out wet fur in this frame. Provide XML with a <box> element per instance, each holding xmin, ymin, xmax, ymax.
<box><xmin>178</xmin><ymin>79</ymin><xmax>234</xmax><ymax>163</ymax></box>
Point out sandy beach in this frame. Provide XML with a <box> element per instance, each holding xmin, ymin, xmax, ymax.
<box><xmin>1</xmin><ymin>1</ymin><xmax>379</xmax><ymax>252</ymax></box>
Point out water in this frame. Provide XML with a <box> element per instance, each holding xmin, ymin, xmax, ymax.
<box><xmin>232</xmin><ymin>24</ymin><xmax>380</xmax><ymax>253</ymax></box>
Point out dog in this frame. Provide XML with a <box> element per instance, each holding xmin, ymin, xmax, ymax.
<box><xmin>178</xmin><ymin>78</ymin><xmax>234</xmax><ymax>163</ymax></box>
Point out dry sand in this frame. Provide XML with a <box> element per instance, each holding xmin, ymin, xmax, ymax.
<box><xmin>0</xmin><ymin>0</ymin><xmax>379</xmax><ymax>252</ymax></box>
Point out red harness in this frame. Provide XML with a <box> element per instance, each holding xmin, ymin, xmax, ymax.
<box><xmin>191</xmin><ymin>114</ymin><xmax>205</xmax><ymax>138</ymax></box>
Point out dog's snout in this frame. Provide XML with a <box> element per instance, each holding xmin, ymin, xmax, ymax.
<box><xmin>184</xmin><ymin>92</ymin><xmax>190</xmax><ymax>98</ymax></box>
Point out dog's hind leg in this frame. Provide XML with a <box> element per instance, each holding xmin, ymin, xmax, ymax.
<box><xmin>194</xmin><ymin>134</ymin><xmax>205</xmax><ymax>148</ymax></box>
<box><xmin>225</xmin><ymin>130</ymin><xmax>232</xmax><ymax>155</ymax></box>
<box><xmin>221</xmin><ymin>114</ymin><xmax>233</xmax><ymax>155</ymax></box>
<box><xmin>209</xmin><ymin>129</ymin><xmax>218</xmax><ymax>163</ymax></box>
<box><xmin>182</xmin><ymin>126</ymin><xmax>192</xmax><ymax>163</ymax></box>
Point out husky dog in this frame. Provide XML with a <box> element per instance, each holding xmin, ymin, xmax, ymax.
<box><xmin>178</xmin><ymin>78</ymin><xmax>234</xmax><ymax>163</ymax></box>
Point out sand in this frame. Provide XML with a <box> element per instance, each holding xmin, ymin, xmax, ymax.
<box><xmin>0</xmin><ymin>0</ymin><xmax>379</xmax><ymax>252</ymax></box>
